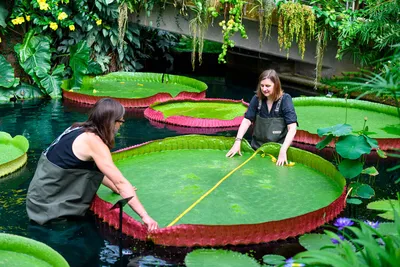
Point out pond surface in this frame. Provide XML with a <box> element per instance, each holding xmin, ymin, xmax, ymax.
<box><xmin>0</xmin><ymin>73</ymin><xmax>399</xmax><ymax>267</ymax></box>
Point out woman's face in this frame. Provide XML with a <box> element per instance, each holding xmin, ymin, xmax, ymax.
<box><xmin>114</xmin><ymin>117</ymin><xmax>125</xmax><ymax>135</ymax></box>
<box><xmin>260</xmin><ymin>78</ymin><xmax>275</xmax><ymax>99</ymax></box>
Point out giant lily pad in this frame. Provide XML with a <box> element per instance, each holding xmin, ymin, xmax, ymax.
<box><xmin>62</xmin><ymin>72</ymin><xmax>208</xmax><ymax>108</ymax></box>
<box><xmin>293</xmin><ymin>97</ymin><xmax>400</xmax><ymax>150</ymax></box>
<box><xmin>185</xmin><ymin>249</ymin><xmax>261</xmax><ymax>267</ymax></box>
<box><xmin>0</xmin><ymin>132</ymin><xmax>29</xmax><ymax>178</ymax></box>
<box><xmin>0</xmin><ymin>233</ymin><xmax>69</xmax><ymax>267</ymax></box>
<box><xmin>144</xmin><ymin>98</ymin><xmax>248</xmax><ymax>128</ymax></box>
<box><xmin>91</xmin><ymin>135</ymin><xmax>346</xmax><ymax>247</ymax></box>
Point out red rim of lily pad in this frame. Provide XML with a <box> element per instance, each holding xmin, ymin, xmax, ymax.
<box><xmin>293</xmin><ymin>97</ymin><xmax>400</xmax><ymax>151</ymax></box>
<box><xmin>90</xmin><ymin>135</ymin><xmax>346</xmax><ymax>247</ymax></box>
<box><xmin>144</xmin><ymin>98</ymin><xmax>249</xmax><ymax>128</ymax></box>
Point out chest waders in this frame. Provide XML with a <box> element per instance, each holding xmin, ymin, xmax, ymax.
<box><xmin>26</xmin><ymin>127</ymin><xmax>104</xmax><ymax>225</ymax></box>
<box><xmin>251</xmin><ymin>96</ymin><xmax>288</xmax><ymax>149</ymax></box>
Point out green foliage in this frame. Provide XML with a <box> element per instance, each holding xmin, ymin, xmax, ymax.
<box><xmin>36</xmin><ymin>64</ymin><xmax>65</xmax><ymax>98</ymax></box>
<box><xmin>185</xmin><ymin>249</ymin><xmax>261</xmax><ymax>267</ymax></box>
<box><xmin>210</xmin><ymin>0</ymin><xmax>248</xmax><ymax>63</ymax></box>
<box><xmin>0</xmin><ymin>55</ymin><xmax>19</xmax><ymax>88</ymax></box>
<box><xmin>316</xmin><ymin>121</ymin><xmax>385</xmax><ymax>204</ymax></box>
<box><xmin>277</xmin><ymin>1</ymin><xmax>315</xmax><ymax>59</ymax></box>
<box><xmin>69</xmin><ymin>40</ymin><xmax>89</xmax><ymax>89</ymax></box>
<box><xmin>367</xmin><ymin>198</ymin><xmax>400</xmax><ymax>221</ymax></box>
<box><xmin>0</xmin><ymin>2</ymin><xmax>8</xmax><ymax>28</ymax></box>
<box><xmin>294</xmin><ymin>211</ymin><xmax>400</xmax><ymax>267</ymax></box>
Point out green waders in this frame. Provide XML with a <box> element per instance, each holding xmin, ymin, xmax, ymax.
<box><xmin>26</xmin><ymin>127</ymin><xmax>104</xmax><ymax>225</ymax></box>
<box><xmin>251</xmin><ymin>96</ymin><xmax>288</xmax><ymax>150</ymax></box>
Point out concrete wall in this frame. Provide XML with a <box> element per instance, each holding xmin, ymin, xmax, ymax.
<box><xmin>133</xmin><ymin>4</ymin><xmax>357</xmax><ymax>78</ymax></box>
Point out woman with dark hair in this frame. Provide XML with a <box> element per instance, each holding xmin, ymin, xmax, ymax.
<box><xmin>26</xmin><ymin>98</ymin><xmax>158</xmax><ymax>230</ymax></box>
<box><xmin>226</xmin><ymin>70</ymin><xmax>298</xmax><ymax>166</ymax></box>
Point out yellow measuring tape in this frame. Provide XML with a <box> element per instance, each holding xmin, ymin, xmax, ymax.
<box><xmin>167</xmin><ymin>150</ymin><xmax>260</xmax><ymax>227</ymax></box>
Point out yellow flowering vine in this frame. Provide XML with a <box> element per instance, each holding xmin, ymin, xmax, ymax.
<box><xmin>49</xmin><ymin>22</ymin><xmax>58</xmax><ymax>31</ymax></box>
<box><xmin>96</xmin><ymin>19</ymin><xmax>102</xmax><ymax>26</ymax></box>
<box><xmin>69</xmin><ymin>24</ymin><xmax>75</xmax><ymax>31</ymax></box>
<box><xmin>58</xmin><ymin>12</ymin><xmax>68</xmax><ymax>20</ymax></box>
<box><xmin>37</xmin><ymin>0</ymin><xmax>49</xmax><ymax>11</ymax></box>
<box><xmin>11</xmin><ymin>17</ymin><xmax>25</xmax><ymax>25</ymax></box>
<box><xmin>25</xmin><ymin>15</ymin><xmax>31</xmax><ymax>22</ymax></box>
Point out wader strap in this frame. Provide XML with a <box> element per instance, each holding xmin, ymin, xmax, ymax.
<box><xmin>43</xmin><ymin>126</ymin><xmax>82</xmax><ymax>156</ymax></box>
<box><xmin>257</xmin><ymin>95</ymin><xmax>284</xmax><ymax>114</ymax></box>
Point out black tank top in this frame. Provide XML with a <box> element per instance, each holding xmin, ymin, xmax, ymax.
<box><xmin>47</xmin><ymin>128</ymin><xmax>98</xmax><ymax>170</ymax></box>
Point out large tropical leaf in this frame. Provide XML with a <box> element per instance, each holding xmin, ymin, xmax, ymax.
<box><xmin>14</xmin><ymin>32</ymin><xmax>51</xmax><ymax>85</ymax></box>
<box><xmin>69</xmin><ymin>40</ymin><xmax>90</xmax><ymax>89</ymax></box>
<box><xmin>336</xmin><ymin>135</ymin><xmax>372</xmax><ymax>159</ymax></box>
<box><xmin>35</xmin><ymin>65</ymin><xmax>65</xmax><ymax>98</ymax></box>
<box><xmin>0</xmin><ymin>55</ymin><xmax>16</xmax><ymax>88</ymax></box>
<box><xmin>185</xmin><ymin>249</ymin><xmax>261</xmax><ymax>267</ymax></box>
<box><xmin>0</xmin><ymin>88</ymin><xmax>14</xmax><ymax>102</ymax></box>
<box><xmin>0</xmin><ymin>3</ymin><xmax>8</xmax><ymax>28</ymax></box>
<box><xmin>13</xmin><ymin>83</ymin><xmax>45</xmax><ymax>99</ymax></box>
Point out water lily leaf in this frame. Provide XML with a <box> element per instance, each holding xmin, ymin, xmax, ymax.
<box><xmin>0</xmin><ymin>55</ymin><xmax>16</xmax><ymax>88</ymax></box>
<box><xmin>346</xmin><ymin>198</ymin><xmax>362</xmax><ymax>205</ymax></box>
<box><xmin>316</xmin><ymin>134</ymin><xmax>333</xmax><ymax>150</ymax></box>
<box><xmin>317</xmin><ymin>124</ymin><xmax>352</xmax><ymax>137</ymax></box>
<box><xmin>368</xmin><ymin>199</ymin><xmax>399</xmax><ymax>211</ymax></box>
<box><xmin>361</xmin><ymin>166</ymin><xmax>379</xmax><ymax>176</ymax></box>
<box><xmin>299</xmin><ymin>234</ymin><xmax>336</xmax><ymax>251</ymax></box>
<box><xmin>185</xmin><ymin>249</ymin><xmax>261</xmax><ymax>267</ymax></box>
<box><xmin>262</xmin><ymin>254</ymin><xmax>286</xmax><ymax>265</ymax></box>
<box><xmin>336</xmin><ymin>135</ymin><xmax>371</xmax><ymax>159</ymax></box>
<box><xmin>338</xmin><ymin>159</ymin><xmax>363</xmax><ymax>179</ymax></box>
<box><xmin>363</xmin><ymin>135</ymin><xmax>379</xmax><ymax>149</ymax></box>
<box><xmin>350</xmin><ymin>183</ymin><xmax>375</xmax><ymax>199</ymax></box>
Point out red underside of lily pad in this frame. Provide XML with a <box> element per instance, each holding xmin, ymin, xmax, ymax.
<box><xmin>90</xmin><ymin>189</ymin><xmax>346</xmax><ymax>247</ymax></box>
<box><xmin>62</xmin><ymin>90</ymin><xmax>206</xmax><ymax>108</ymax></box>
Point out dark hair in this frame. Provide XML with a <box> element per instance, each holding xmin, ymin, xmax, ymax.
<box><xmin>73</xmin><ymin>98</ymin><xmax>125</xmax><ymax>149</ymax></box>
<box><xmin>255</xmin><ymin>69</ymin><xmax>283</xmax><ymax>102</ymax></box>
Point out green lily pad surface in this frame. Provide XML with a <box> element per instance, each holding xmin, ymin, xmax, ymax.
<box><xmin>294</xmin><ymin>97</ymin><xmax>400</xmax><ymax>139</ymax></box>
<box><xmin>185</xmin><ymin>249</ymin><xmax>261</xmax><ymax>267</ymax></box>
<box><xmin>0</xmin><ymin>233</ymin><xmax>69</xmax><ymax>267</ymax></box>
<box><xmin>97</xmin><ymin>135</ymin><xmax>345</xmax><ymax>228</ymax></box>
<box><xmin>0</xmin><ymin>132</ymin><xmax>29</xmax><ymax>177</ymax></box>
<box><xmin>152</xmin><ymin>100</ymin><xmax>247</xmax><ymax>120</ymax></box>
<box><xmin>63</xmin><ymin>72</ymin><xmax>207</xmax><ymax>99</ymax></box>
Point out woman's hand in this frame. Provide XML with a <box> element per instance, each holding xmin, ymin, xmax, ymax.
<box><xmin>141</xmin><ymin>214</ymin><xmax>158</xmax><ymax>231</ymax></box>
<box><xmin>276</xmin><ymin>148</ymin><xmax>288</xmax><ymax>166</ymax></box>
<box><xmin>226</xmin><ymin>141</ymin><xmax>242</xmax><ymax>158</ymax></box>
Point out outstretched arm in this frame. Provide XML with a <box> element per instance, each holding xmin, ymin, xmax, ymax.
<box><xmin>88</xmin><ymin>136</ymin><xmax>158</xmax><ymax>230</ymax></box>
<box><xmin>226</xmin><ymin>118</ymin><xmax>252</xmax><ymax>158</ymax></box>
<box><xmin>276</xmin><ymin>123</ymin><xmax>297</xmax><ymax>166</ymax></box>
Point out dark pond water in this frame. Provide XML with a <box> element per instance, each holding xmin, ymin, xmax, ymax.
<box><xmin>0</xmin><ymin>71</ymin><xmax>399</xmax><ymax>267</ymax></box>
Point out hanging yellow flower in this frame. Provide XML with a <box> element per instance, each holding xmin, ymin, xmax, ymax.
<box><xmin>96</xmin><ymin>19</ymin><xmax>102</xmax><ymax>26</ymax></box>
<box><xmin>11</xmin><ymin>17</ymin><xmax>25</xmax><ymax>25</ymax></box>
<box><xmin>39</xmin><ymin>3</ymin><xmax>49</xmax><ymax>11</ymax></box>
<box><xmin>49</xmin><ymin>22</ymin><xmax>58</xmax><ymax>31</ymax></box>
<box><xmin>0</xmin><ymin>37</ymin><xmax>2</xmax><ymax>43</ymax></box>
<box><xmin>25</xmin><ymin>15</ymin><xmax>31</xmax><ymax>21</ymax></box>
<box><xmin>58</xmin><ymin>12</ymin><xmax>68</xmax><ymax>20</ymax></box>
<box><xmin>69</xmin><ymin>24</ymin><xmax>75</xmax><ymax>31</ymax></box>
